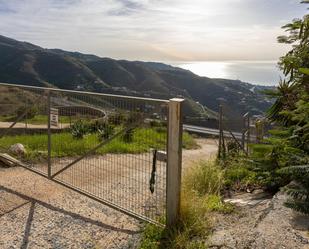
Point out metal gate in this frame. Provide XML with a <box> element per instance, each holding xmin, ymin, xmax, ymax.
<box><xmin>0</xmin><ymin>83</ymin><xmax>183</xmax><ymax>226</ymax></box>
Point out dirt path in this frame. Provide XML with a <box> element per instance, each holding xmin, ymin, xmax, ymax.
<box><xmin>0</xmin><ymin>121</ymin><xmax>70</xmax><ymax>129</ymax></box>
<box><xmin>182</xmin><ymin>138</ymin><xmax>218</xmax><ymax>170</ymax></box>
<box><xmin>0</xmin><ymin>138</ymin><xmax>218</xmax><ymax>249</ymax></box>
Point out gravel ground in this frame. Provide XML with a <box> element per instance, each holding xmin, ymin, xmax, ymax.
<box><xmin>209</xmin><ymin>191</ymin><xmax>309</xmax><ymax>249</ymax></box>
<box><xmin>0</xmin><ymin>138</ymin><xmax>218</xmax><ymax>249</ymax></box>
<box><xmin>0</xmin><ymin>167</ymin><xmax>141</xmax><ymax>249</ymax></box>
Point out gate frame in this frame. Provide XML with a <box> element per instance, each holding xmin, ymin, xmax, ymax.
<box><xmin>0</xmin><ymin>82</ymin><xmax>184</xmax><ymax>227</ymax></box>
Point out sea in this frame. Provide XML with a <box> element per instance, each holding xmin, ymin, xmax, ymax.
<box><xmin>173</xmin><ymin>61</ymin><xmax>283</xmax><ymax>86</ymax></box>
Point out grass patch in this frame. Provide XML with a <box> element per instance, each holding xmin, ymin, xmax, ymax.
<box><xmin>182</xmin><ymin>132</ymin><xmax>200</xmax><ymax>150</ymax></box>
<box><xmin>0</xmin><ymin>128</ymin><xmax>197</xmax><ymax>159</ymax></box>
<box><xmin>139</xmin><ymin>160</ymin><xmax>232</xmax><ymax>249</ymax></box>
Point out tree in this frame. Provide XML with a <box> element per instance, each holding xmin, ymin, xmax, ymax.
<box><xmin>263</xmin><ymin>1</ymin><xmax>309</xmax><ymax>213</ymax></box>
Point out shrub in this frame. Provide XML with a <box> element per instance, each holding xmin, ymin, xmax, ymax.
<box><xmin>98</xmin><ymin>124</ymin><xmax>115</xmax><ymax>140</ymax></box>
<box><xmin>88</xmin><ymin>119</ymin><xmax>107</xmax><ymax>133</ymax></box>
<box><xmin>108</xmin><ymin>112</ymin><xmax>125</xmax><ymax>125</ymax></box>
<box><xmin>71</xmin><ymin>120</ymin><xmax>89</xmax><ymax>139</ymax></box>
<box><xmin>15</xmin><ymin>106</ymin><xmax>38</xmax><ymax>119</ymax></box>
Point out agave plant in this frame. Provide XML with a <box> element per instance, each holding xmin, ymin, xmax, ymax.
<box><xmin>71</xmin><ymin>120</ymin><xmax>89</xmax><ymax>139</ymax></box>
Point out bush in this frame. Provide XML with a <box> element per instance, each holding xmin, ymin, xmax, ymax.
<box><xmin>71</xmin><ymin>120</ymin><xmax>89</xmax><ymax>139</ymax></box>
<box><xmin>98</xmin><ymin>124</ymin><xmax>115</xmax><ymax>140</ymax></box>
<box><xmin>224</xmin><ymin>162</ymin><xmax>258</xmax><ymax>191</ymax></box>
<box><xmin>87</xmin><ymin>119</ymin><xmax>106</xmax><ymax>133</ymax></box>
<box><xmin>15</xmin><ymin>106</ymin><xmax>38</xmax><ymax>120</ymax></box>
<box><xmin>108</xmin><ymin>112</ymin><xmax>125</xmax><ymax>125</ymax></box>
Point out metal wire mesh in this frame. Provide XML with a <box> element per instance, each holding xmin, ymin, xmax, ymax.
<box><xmin>0</xmin><ymin>83</ymin><xmax>168</xmax><ymax>224</ymax></box>
<box><xmin>0</xmin><ymin>85</ymin><xmax>49</xmax><ymax>175</ymax></box>
<box><xmin>218</xmin><ymin>103</ymin><xmax>251</xmax><ymax>155</ymax></box>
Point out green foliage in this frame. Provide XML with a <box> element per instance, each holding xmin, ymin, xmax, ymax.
<box><xmin>71</xmin><ymin>120</ymin><xmax>89</xmax><ymax>139</ymax></box>
<box><xmin>139</xmin><ymin>160</ymin><xmax>231</xmax><ymax>249</ymax></box>
<box><xmin>220</xmin><ymin>154</ymin><xmax>260</xmax><ymax>191</ymax></box>
<box><xmin>253</xmin><ymin>1</ymin><xmax>309</xmax><ymax>213</ymax></box>
<box><xmin>149</xmin><ymin>120</ymin><xmax>163</xmax><ymax>128</ymax></box>
<box><xmin>122</xmin><ymin>128</ymin><xmax>134</xmax><ymax>143</ymax></box>
<box><xmin>279</xmin><ymin>165</ymin><xmax>309</xmax><ymax>214</ymax></box>
<box><xmin>205</xmin><ymin>195</ymin><xmax>234</xmax><ymax>213</ymax></box>
<box><xmin>98</xmin><ymin>124</ymin><xmax>115</xmax><ymax>140</ymax></box>
<box><xmin>0</xmin><ymin>128</ymin><xmax>198</xmax><ymax>159</ymax></box>
<box><xmin>184</xmin><ymin>160</ymin><xmax>223</xmax><ymax>196</ymax></box>
<box><xmin>182</xmin><ymin>132</ymin><xmax>200</xmax><ymax>150</ymax></box>
<box><xmin>15</xmin><ymin>106</ymin><xmax>38</xmax><ymax>120</ymax></box>
<box><xmin>108</xmin><ymin>112</ymin><xmax>125</xmax><ymax>126</ymax></box>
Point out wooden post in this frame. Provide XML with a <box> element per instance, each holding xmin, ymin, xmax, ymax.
<box><xmin>167</xmin><ymin>98</ymin><xmax>184</xmax><ymax>227</ymax></box>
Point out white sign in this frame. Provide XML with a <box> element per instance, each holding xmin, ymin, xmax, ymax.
<box><xmin>50</xmin><ymin>108</ymin><xmax>59</xmax><ymax>127</ymax></box>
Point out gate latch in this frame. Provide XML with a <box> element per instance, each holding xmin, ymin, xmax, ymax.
<box><xmin>149</xmin><ymin>150</ymin><xmax>166</xmax><ymax>194</ymax></box>
<box><xmin>149</xmin><ymin>150</ymin><xmax>157</xmax><ymax>194</ymax></box>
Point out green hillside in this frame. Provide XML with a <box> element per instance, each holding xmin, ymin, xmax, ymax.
<box><xmin>0</xmin><ymin>35</ymin><xmax>273</xmax><ymax>120</ymax></box>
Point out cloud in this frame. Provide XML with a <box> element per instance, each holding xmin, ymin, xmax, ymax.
<box><xmin>0</xmin><ymin>0</ymin><xmax>307</xmax><ymax>61</ymax></box>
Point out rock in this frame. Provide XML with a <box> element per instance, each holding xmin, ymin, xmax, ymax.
<box><xmin>209</xmin><ymin>191</ymin><xmax>309</xmax><ymax>249</ymax></box>
<box><xmin>9</xmin><ymin>143</ymin><xmax>26</xmax><ymax>156</ymax></box>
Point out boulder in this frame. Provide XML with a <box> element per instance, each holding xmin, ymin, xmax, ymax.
<box><xmin>9</xmin><ymin>143</ymin><xmax>26</xmax><ymax>156</ymax></box>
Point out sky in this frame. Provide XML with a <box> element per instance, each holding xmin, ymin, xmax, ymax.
<box><xmin>0</xmin><ymin>0</ymin><xmax>307</xmax><ymax>62</ymax></box>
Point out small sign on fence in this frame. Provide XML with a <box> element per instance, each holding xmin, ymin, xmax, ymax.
<box><xmin>50</xmin><ymin>108</ymin><xmax>59</xmax><ymax>127</ymax></box>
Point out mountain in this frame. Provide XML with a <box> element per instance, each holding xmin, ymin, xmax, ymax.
<box><xmin>0</xmin><ymin>35</ymin><xmax>273</xmax><ymax>122</ymax></box>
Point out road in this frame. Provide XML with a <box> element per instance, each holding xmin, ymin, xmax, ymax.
<box><xmin>183</xmin><ymin>124</ymin><xmax>244</xmax><ymax>140</ymax></box>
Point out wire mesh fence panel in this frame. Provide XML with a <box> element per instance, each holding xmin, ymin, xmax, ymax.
<box><xmin>0</xmin><ymin>84</ymin><xmax>49</xmax><ymax>175</ymax></box>
<box><xmin>49</xmin><ymin>91</ymin><xmax>168</xmax><ymax>224</ymax></box>
<box><xmin>0</xmin><ymin>83</ymin><xmax>169</xmax><ymax>225</ymax></box>
<box><xmin>221</xmin><ymin>103</ymin><xmax>245</xmax><ymax>134</ymax></box>
<box><xmin>218</xmin><ymin>103</ymin><xmax>251</xmax><ymax>156</ymax></box>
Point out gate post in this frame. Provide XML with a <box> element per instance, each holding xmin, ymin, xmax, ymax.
<box><xmin>47</xmin><ymin>90</ymin><xmax>51</xmax><ymax>178</ymax></box>
<box><xmin>242</xmin><ymin>112</ymin><xmax>249</xmax><ymax>153</ymax></box>
<box><xmin>218</xmin><ymin>105</ymin><xmax>223</xmax><ymax>158</ymax></box>
<box><xmin>167</xmin><ymin>98</ymin><xmax>184</xmax><ymax>227</ymax></box>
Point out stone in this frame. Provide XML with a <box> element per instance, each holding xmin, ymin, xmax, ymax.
<box><xmin>9</xmin><ymin>143</ymin><xmax>26</xmax><ymax>156</ymax></box>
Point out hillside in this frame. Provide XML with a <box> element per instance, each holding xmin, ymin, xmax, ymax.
<box><xmin>0</xmin><ymin>35</ymin><xmax>273</xmax><ymax>120</ymax></box>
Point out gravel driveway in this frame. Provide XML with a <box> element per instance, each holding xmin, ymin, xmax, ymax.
<box><xmin>0</xmin><ymin>139</ymin><xmax>218</xmax><ymax>249</ymax></box>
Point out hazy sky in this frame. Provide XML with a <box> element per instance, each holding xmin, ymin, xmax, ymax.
<box><xmin>0</xmin><ymin>0</ymin><xmax>307</xmax><ymax>61</ymax></box>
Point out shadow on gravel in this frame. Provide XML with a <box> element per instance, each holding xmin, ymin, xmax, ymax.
<box><xmin>0</xmin><ymin>185</ymin><xmax>140</xmax><ymax>249</ymax></box>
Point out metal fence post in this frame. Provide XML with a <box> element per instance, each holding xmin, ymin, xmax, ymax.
<box><xmin>47</xmin><ymin>90</ymin><xmax>51</xmax><ymax>178</ymax></box>
<box><xmin>166</xmin><ymin>98</ymin><xmax>184</xmax><ymax>227</ymax></box>
<box><xmin>242</xmin><ymin>112</ymin><xmax>249</xmax><ymax>152</ymax></box>
<box><xmin>246</xmin><ymin>114</ymin><xmax>250</xmax><ymax>154</ymax></box>
<box><xmin>218</xmin><ymin>104</ymin><xmax>224</xmax><ymax>158</ymax></box>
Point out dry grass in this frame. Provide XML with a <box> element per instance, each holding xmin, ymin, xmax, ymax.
<box><xmin>139</xmin><ymin>160</ymin><xmax>233</xmax><ymax>249</ymax></box>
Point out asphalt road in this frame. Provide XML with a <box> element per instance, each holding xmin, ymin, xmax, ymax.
<box><xmin>183</xmin><ymin>124</ymin><xmax>243</xmax><ymax>140</ymax></box>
